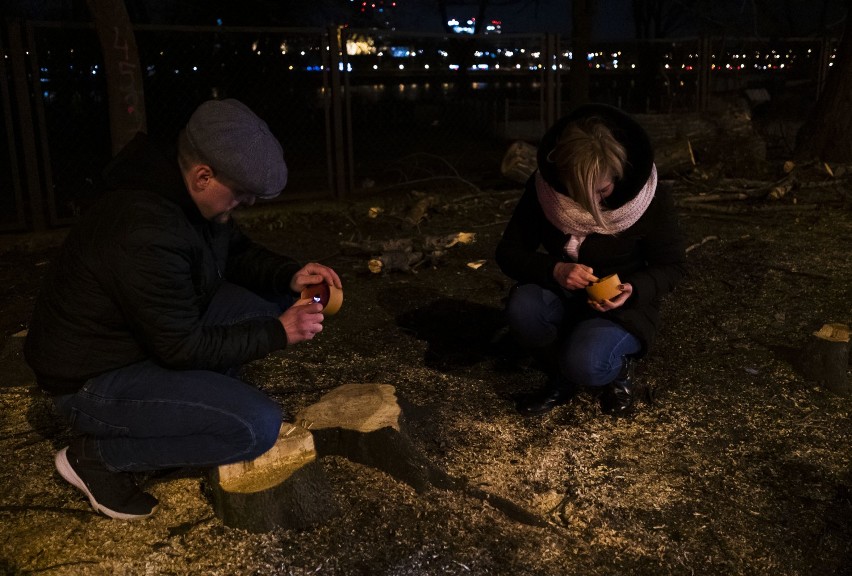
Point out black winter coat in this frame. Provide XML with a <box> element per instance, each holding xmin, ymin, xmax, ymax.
<box><xmin>25</xmin><ymin>133</ymin><xmax>301</xmax><ymax>394</ymax></box>
<box><xmin>495</xmin><ymin>105</ymin><xmax>686</xmax><ymax>355</ymax></box>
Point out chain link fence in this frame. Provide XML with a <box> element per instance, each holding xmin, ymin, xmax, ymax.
<box><xmin>340</xmin><ymin>29</ymin><xmax>549</xmax><ymax>193</ymax></box>
<box><xmin>0</xmin><ymin>19</ymin><xmax>836</xmax><ymax>231</ymax></box>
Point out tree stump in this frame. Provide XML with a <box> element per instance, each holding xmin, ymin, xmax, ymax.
<box><xmin>209</xmin><ymin>383</ymin><xmax>546</xmax><ymax>531</ymax></box>
<box><xmin>801</xmin><ymin>323</ymin><xmax>850</xmax><ymax>394</ymax></box>
<box><xmin>295</xmin><ymin>383</ymin><xmax>455</xmax><ymax>492</ymax></box>
<box><xmin>296</xmin><ymin>383</ymin><xmax>547</xmax><ymax>527</ymax></box>
<box><xmin>0</xmin><ymin>330</ymin><xmax>35</xmax><ymax>388</ymax></box>
<box><xmin>208</xmin><ymin>423</ymin><xmax>338</xmax><ymax>533</ymax></box>
<box><xmin>500</xmin><ymin>140</ymin><xmax>537</xmax><ymax>184</ymax></box>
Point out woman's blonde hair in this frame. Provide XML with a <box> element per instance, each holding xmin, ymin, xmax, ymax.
<box><xmin>552</xmin><ymin>117</ymin><xmax>627</xmax><ymax>228</ymax></box>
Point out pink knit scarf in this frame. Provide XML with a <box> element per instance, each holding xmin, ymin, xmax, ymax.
<box><xmin>535</xmin><ymin>164</ymin><xmax>657</xmax><ymax>260</ymax></box>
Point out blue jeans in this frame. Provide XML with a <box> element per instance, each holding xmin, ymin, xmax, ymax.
<box><xmin>53</xmin><ymin>282</ymin><xmax>290</xmax><ymax>472</ymax></box>
<box><xmin>504</xmin><ymin>283</ymin><xmax>641</xmax><ymax>387</ymax></box>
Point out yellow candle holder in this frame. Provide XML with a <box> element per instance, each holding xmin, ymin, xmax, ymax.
<box><xmin>586</xmin><ymin>273</ymin><xmax>621</xmax><ymax>303</ymax></box>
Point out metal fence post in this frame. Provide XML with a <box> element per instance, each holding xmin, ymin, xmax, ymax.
<box><xmin>0</xmin><ymin>20</ymin><xmax>27</xmax><ymax>232</ymax></box>
<box><xmin>323</xmin><ymin>25</ymin><xmax>351</xmax><ymax>199</ymax></box>
<box><xmin>816</xmin><ymin>36</ymin><xmax>832</xmax><ymax>101</ymax></box>
<box><xmin>543</xmin><ymin>33</ymin><xmax>559</xmax><ymax>128</ymax></box>
<box><xmin>6</xmin><ymin>19</ymin><xmax>46</xmax><ymax>231</ymax></box>
<box><xmin>697</xmin><ymin>35</ymin><xmax>711</xmax><ymax>113</ymax></box>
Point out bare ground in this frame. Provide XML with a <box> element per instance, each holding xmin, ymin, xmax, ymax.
<box><xmin>0</xmin><ymin>154</ymin><xmax>851</xmax><ymax>576</ymax></box>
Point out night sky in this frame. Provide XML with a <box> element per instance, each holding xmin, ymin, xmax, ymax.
<box><xmin>1</xmin><ymin>0</ymin><xmax>633</xmax><ymax>38</ymax></box>
<box><xmin>402</xmin><ymin>1</ymin><xmax>634</xmax><ymax>39</ymax></box>
<box><xmin>1</xmin><ymin>0</ymin><xmax>845</xmax><ymax>39</ymax></box>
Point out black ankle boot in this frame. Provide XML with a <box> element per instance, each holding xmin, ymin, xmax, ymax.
<box><xmin>600</xmin><ymin>357</ymin><xmax>648</xmax><ymax>416</ymax></box>
<box><xmin>516</xmin><ymin>380</ymin><xmax>577</xmax><ymax>416</ymax></box>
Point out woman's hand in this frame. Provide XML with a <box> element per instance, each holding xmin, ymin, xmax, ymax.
<box><xmin>289</xmin><ymin>262</ymin><xmax>342</xmax><ymax>293</ymax></box>
<box><xmin>588</xmin><ymin>282</ymin><xmax>633</xmax><ymax>312</ymax></box>
<box><xmin>553</xmin><ymin>262</ymin><xmax>598</xmax><ymax>290</ymax></box>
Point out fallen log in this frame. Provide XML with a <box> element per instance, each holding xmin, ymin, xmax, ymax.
<box><xmin>348</xmin><ymin>232</ymin><xmax>475</xmax><ymax>274</ymax></box>
<box><xmin>678</xmin><ymin>193</ymin><xmax>749</xmax><ymax>204</ymax></box>
<box><xmin>368</xmin><ymin>250</ymin><xmax>424</xmax><ymax>274</ymax></box>
<box><xmin>340</xmin><ymin>238</ymin><xmax>414</xmax><ymax>256</ymax></box>
<box><xmin>343</xmin><ymin>233</ymin><xmax>474</xmax><ymax>258</ymax></box>
<box><xmin>404</xmin><ymin>193</ymin><xmax>438</xmax><ymax>227</ymax></box>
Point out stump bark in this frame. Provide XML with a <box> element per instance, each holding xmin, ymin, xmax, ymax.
<box><xmin>209</xmin><ymin>424</ymin><xmax>338</xmax><ymax>533</ymax></box>
<box><xmin>296</xmin><ymin>384</ymin><xmax>547</xmax><ymax>527</ymax></box>
<box><xmin>0</xmin><ymin>330</ymin><xmax>35</xmax><ymax>388</ymax></box>
<box><xmin>295</xmin><ymin>383</ymin><xmax>456</xmax><ymax>492</ymax></box>
<box><xmin>800</xmin><ymin>323</ymin><xmax>850</xmax><ymax>394</ymax></box>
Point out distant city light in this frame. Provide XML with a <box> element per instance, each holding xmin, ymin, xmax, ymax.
<box><xmin>33</xmin><ymin>20</ymin><xmax>837</xmax><ymax>106</ymax></box>
<box><xmin>346</xmin><ymin>35</ymin><xmax>376</xmax><ymax>56</ymax></box>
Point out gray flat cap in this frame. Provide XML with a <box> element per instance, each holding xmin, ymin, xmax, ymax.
<box><xmin>186</xmin><ymin>99</ymin><xmax>287</xmax><ymax>199</ymax></box>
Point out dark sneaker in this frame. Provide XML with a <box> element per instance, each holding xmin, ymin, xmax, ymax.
<box><xmin>54</xmin><ymin>438</ymin><xmax>158</xmax><ymax>520</ymax></box>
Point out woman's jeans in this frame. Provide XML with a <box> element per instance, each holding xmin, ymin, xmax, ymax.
<box><xmin>504</xmin><ymin>283</ymin><xmax>641</xmax><ymax>388</ymax></box>
<box><xmin>52</xmin><ymin>282</ymin><xmax>289</xmax><ymax>473</ymax></box>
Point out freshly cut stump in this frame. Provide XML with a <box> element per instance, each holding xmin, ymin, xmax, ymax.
<box><xmin>209</xmin><ymin>423</ymin><xmax>338</xmax><ymax>532</ymax></box>
<box><xmin>210</xmin><ymin>383</ymin><xmax>546</xmax><ymax>531</ymax></box>
<box><xmin>801</xmin><ymin>323</ymin><xmax>850</xmax><ymax>394</ymax></box>
<box><xmin>295</xmin><ymin>383</ymin><xmax>454</xmax><ymax>492</ymax></box>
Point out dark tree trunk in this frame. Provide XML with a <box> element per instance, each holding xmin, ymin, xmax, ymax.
<box><xmin>568</xmin><ymin>0</ymin><xmax>594</xmax><ymax>109</ymax></box>
<box><xmin>473</xmin><ymin>0</ymin><xmax>488</xmax><ymax>34</ymax></box>
<box><xmin>795</xmin><ymin>1</ymin><xmax>852</xmax><ymax>162</ymax></box>
<box><xmin>438</xmin><ymin>0</ymin><xmax>451</xmax><ymax>34</ymax></box>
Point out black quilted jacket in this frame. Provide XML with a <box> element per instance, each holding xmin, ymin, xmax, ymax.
<box><xmin>495</xmin><ymin>104</ymin><xmax>687</xmax><ymax>355</ymax></box>
<box><xmin>25</xmin><ymin>133</ymin><xmax>300</xmax><ymax>394</ymax></box>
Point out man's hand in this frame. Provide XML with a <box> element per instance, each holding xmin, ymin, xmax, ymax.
<box><xmin>290</xmin><ymin>262</ymin><xmax>342</xmax><ymax>293</ymax></box>
<box><xmin>278</xmin><ymin>299</ymin><xmax>324</xmax><ymax>344</ymax></box>
<box><xmin>553</xmin><ymin>262</ymin><xmax>598</xmax><ymax>290</ymax></box>
<box><xmin>588</xmin><ymin>282</ymin><xmax>633</xmax><ymax>312</ymax></box>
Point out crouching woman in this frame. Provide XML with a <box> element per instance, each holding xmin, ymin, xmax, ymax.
<box><xmin>495</xmin><ymin>104</ymin><xmax>686</xmax><ymax>416</ymax></box>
